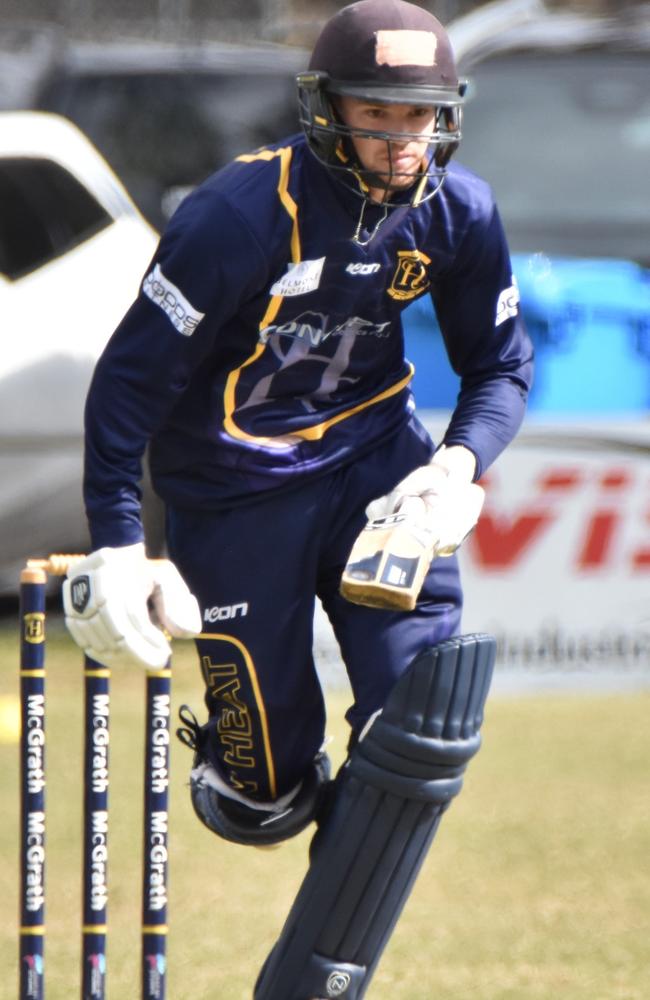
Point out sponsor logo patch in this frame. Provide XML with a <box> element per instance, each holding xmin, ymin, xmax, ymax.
<box><xmin>70</xmin><ymin>576</ymin><xmax>91</xmax><ymax>614</ymax></box>
<box><xmin>204</xmin><ymin>603</ymin><xmax>249</xmax><ymax>623</ymax></box>
<box><xmin>270</xmin><ymin>257</ymin><xmax>326</xmax><ymax>297</ymax></box>
<box><xmin>496</xmin><ymin>276</ymin><xmax>520</xmax><ymax>326</ymax></box>
<box><xmin>260</xmin><ymin>311</ymin><xmax>391</xmax><ymax>347</ymax></box>
<box><xmin>346</xmin><ymin>262</ymin><xmax>381</xmax><ymax>276</ymax></box>
<box><xmin>327</xmin><ymin>970</ymin><xmax>352</xmax><ymax>996</ymax></box>
<box><xmin>143</xmin><ymin>263</ymin><xmax>205</xmax><ymax>337</ymax></box>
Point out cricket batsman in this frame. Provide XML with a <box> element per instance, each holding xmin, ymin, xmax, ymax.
<box><xmin>63</xmin><ymin>2</ymin><xmax>533</xmax><ymax>995</ymax></box>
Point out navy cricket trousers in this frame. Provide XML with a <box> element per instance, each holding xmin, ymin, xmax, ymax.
<box><xmin>166</xmin><ymin>419</ymin><xmax>462</xmax><ymax>803</ymax></box>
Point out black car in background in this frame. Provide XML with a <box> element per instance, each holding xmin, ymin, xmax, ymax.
<box><xmin>34</xmin><ymin>41</ymin><xmax>306</xmax><ymax>229</ymax></box>
<box><xmin>453</xmin><ymin>3</ymin><xmax>650</xmax><ymax>269</ymax></box>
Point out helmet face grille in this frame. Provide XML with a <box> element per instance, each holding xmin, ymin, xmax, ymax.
<box><xmin>297</xmin><ymin>73</ymin><xmax>463</xmax><ymax>208</ymax></box>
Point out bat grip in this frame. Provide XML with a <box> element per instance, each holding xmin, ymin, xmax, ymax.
<box><xmin>394</xmin><ymin>495</ymin><xmax>428</xmax><ymax>521</ymax></box>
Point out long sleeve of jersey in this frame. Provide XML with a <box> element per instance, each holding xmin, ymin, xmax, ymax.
<box><xmin>84</xmin><ymin>187</ymin><xmax>269</xmax><ymax>547</ymax></box>
<box><xmin>433</xmin><ymin>202</ymin><xmax>532</xmax><ymax>478</ymax></box>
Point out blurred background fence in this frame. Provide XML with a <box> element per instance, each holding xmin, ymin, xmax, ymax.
<box><xmin>1</xmin><ymin>0</ymin><xmax>648</xmax><ymax>44</ymax></box>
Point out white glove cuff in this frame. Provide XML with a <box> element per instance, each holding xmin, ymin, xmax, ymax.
<box><xmin>431</xmin><ymin>444</ymin><xmax>476</xmax><ymax>484</ymax></box>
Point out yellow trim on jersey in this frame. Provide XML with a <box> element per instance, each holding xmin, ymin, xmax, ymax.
<box><xmin>223</xmin><ymin>147</ymin><xmax>301</xmax><ymax>445</ymax></box>
<box><xmin>224</xmin><ymin>144</ymin><xmax>413</xmax><ymax>446</ymax></box>
<box><xmin>222</xmin><ymin>343</ymin><xmax>268</xmax><ymax>442</ymax></box>
<box><xmin>224</xmin><ymin>363</ymin><xmax>415</xmax><ymax>447</ymax></box>
<box><xmin>278</xmin><ymin>147</ymin><xmax>301</xmax><ymax>263</ymax></box>
<box><xmin>278</xmin><ymin>364</ymin><xmax>415</xmax><ymax>441</ymax></box>
<box><xmin>236</xmin><ymin>150</ymin><xmax>281</xmax><ymax>162</ymax></box>
<box><xmin>198</xmin><ymin>632</ymin><xmax>277</xmax><ymax>799</ymax></box>
<box><xmin>235</xmin><ymin>146</ymin><xmax>300</xmax><ymax>264</ymax></box>
<box><xmin>297</xmin><ymin>362</ymin><xmax>414</xmax><ymax>440</ymax></box>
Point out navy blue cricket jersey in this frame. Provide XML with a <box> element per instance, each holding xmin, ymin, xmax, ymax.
<box><xmin>84</xmin><ymin>133</ymin><xmax>533</xmax><ymax>548</ymax></box>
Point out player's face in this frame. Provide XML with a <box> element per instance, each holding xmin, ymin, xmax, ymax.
<box><xmin>336</xmin><ymin>96</ymin><xmax>437</xmax><ymax>195</ymax></box>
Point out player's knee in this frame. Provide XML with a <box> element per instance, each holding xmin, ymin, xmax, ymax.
<box><xmin>351</xmin><ymin>632</ymin><xmax>495</xmax><ymax>806</ymax></box>
<box><xmin>189</xmin><ymin>749</ymin><xmax>331</xmax><ymax>847</ymax></box>
<box><xmin>177</xmin><ymin>705</ymin><xmax>332</xmax><ymax>846</ymax></box>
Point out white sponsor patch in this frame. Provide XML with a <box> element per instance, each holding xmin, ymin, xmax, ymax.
<box><xmin>143</xmin><ymin>263</ymin><xmax>205</xmax><ymax>337</ymax></box>
<box><xmin>495</xmin><ymin>276</ymin><xmax>520</xmax><ymax>327</ymax></box>
<box><xmin>270</xmin><ymin>257</ymin><xmax>325</xmax><ymax>297</ymax></box>
<box><xmin>375</xmin><ymin>29</ymin><xmax>437</xmax><ymax>68</ymax></box>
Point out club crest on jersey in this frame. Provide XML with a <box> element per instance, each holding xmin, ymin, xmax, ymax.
<box><xmin>387</xmin><ymin>250</ymin><xmax>431</xmax><ymax>301</ymax></box>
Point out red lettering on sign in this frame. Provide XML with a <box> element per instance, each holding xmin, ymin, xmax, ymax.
<box><xmin>599</xmin><ymin>470</ymin><xmax>629</xmax><ymax>490</ymax></box>
<box><xmin>471</xmin><ymin>512</ymin><xmax>554</xmax><ymax>568</ymax></box>
<box><xmin>577</xmin><ymin>511</ymin><xmax>619</xmax><ymax>569</ymax></box>
<box><xmin>471</xmin><ymin>464</ymin><xmax>650</xmax><ymax>573</ymax></box>
<box><xmin>631</xmin><ymin>509</ymin><xmax>650</xmax><ymax>570</ymax></box>
<box><xmin>539</xmin><ymin>469</ymin><xmax>582</xmax><ymax>491</ymax></box>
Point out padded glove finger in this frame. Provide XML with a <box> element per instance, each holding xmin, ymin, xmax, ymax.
<box><xmin>148</xmin><ymin>561</ymin><xmax>202</xmax><ymax>638</ymax></box>
<box><xmin>62</xmin><ymin>543</ymin><xmax>197</xmax><ymax>670</ymax></box>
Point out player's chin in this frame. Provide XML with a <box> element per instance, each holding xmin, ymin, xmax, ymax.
<box><xmin>376</xmin><ymin>171</ymin><xmax>419</xmax><ymax>192</ymax></box>
<box><xmin>393</xmin><ymin>173</ymin><xmax>419</xmax><ymax>187</ymax></box>
<box><xmin>377</xmin><ymin>161</ymin><xmax>420</xmax><ymax>182</ymax></box>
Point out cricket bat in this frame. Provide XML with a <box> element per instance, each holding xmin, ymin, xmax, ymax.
<box><xmin>340</xmin><ymin>497</ymin><xmax>437</xmax><ymax>612</ymax></box>
<box><xmin>340</xmin><ymin>486</ymin><xmax>484</xmax><ymax>612</ymax></box>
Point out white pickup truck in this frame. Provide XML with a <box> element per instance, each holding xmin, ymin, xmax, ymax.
<box><xmin>0</xmin><ymin>111</ymin><xmax>159</xmax><ymax>593</ymax></box>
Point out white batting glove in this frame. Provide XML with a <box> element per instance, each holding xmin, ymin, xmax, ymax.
<box><xmin>62</xmin><ymin>543</ymin><xmax>201</xmax><ymax>670</ymax></box>
<box><xmin>366</xmin><ymin>444</ymin><xmax>485</xmax><ymax>556</ymax></box>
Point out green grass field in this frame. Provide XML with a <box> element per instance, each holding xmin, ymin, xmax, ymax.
<box><xmin>1</xmin><ymin>616</ymin><xmax>649</xmax><ymax>1000</ymax></box>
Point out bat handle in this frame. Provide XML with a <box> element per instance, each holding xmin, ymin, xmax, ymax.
<box><xmin>26</xmin><ymin>554</ymin><xmax>87</xmax><ymax>576</ymax></box>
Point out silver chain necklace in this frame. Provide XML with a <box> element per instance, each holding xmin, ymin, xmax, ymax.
<box><xmin>352</xmin><ymin>199</ymin><xmax>390</xmax><ymax>247</ymax></box>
